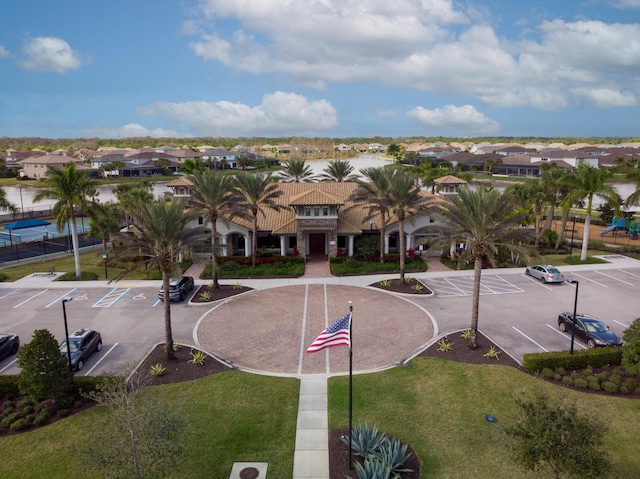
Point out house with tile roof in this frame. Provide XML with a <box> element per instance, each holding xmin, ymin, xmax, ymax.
<box><xmin>18</xmin><ymin>154</ymin><xmax>85</xmax><ymax>179</ymax></box>
<box><xmin>166</xmin><ymin>178</ymin><xmax>438</xmax><ymax>259</ymax></box>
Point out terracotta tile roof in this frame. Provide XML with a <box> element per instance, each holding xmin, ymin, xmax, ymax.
<box><xmin>434</xmin><ymin>175</ymin><xmax>467</xmax><ymax>185</ymax></box>
<box><xmin>288</xmin><ymin>189</ymin><xmax>344</xmax><ymax>206</ymax></box>
<box><xmin>166</xmin><ymin>177</ymin><xmax>193</xmax><ymax>187</ymax></box>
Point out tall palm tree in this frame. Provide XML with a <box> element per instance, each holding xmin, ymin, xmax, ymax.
<box><xmin>624</xmin><ymin>169</ymin><xmax>640</xmax><ymax>208</ymax></box>
<box><xmin>563</xmin><ymin>164</ymin><xmax>619</xmax><ymax>261</ymax></box>
<box><xmin>188</xmin><ymin>170</ymin><xmax>241</xmax><ymax>288</ymax></box>
<box><xmin>179</xmin><ymin>158</ymin><xmax>206</xmax><ymax>174</ymax></box>
<box><xmin>349</xmin><ymin>167</ymin><xmax>391</xmax><ymax>263</ymax></box>
<box><xmin>384</xmin><ymin>169</ymin><xmax>432</xmax><ymax>282</ymax></box>
<box><xmin>33</xmin><ymin>163</ymin><xmax>99</xmax><ymax>278</ymax></box>
<box><xmin>0</xmin><ymin>186</ymin><xmax>17</xmax><ymax>214</ymax></box>
<box><xmin>429</xmin><ymin>187</ymin><xmax>535</xmax><ymax>348</ymax></box>
<box><xmin>280</xmin><ymin>159</ymin><xmax>317</xmax><ymax>182</ymax></box>
<box><xmin>234</xmin><ymin>172</ymin><xmax>283</xmax><ymax>267</ymax></box>
<box><xmin>115</xmin><ymin>199</ymin><xmax>200</xmax><ymax>360</ymax></box>
<box><xmin>507</xmin><ymin>181</ymin><xmax>548</xmax><ymax>244</ymax></box>
<box><xmin>541</xmin><ymin>166</ymin><xmax>569</xmax><ymax>232</ymax></box>
<box><xmin>113</xmin><ymin>182</ymin><xmax>154</xmax><ymax>227</ymax></box>
<box><xmin>318</xmin><ymin>160</ymin><xmax>359</xmax><ymax>182</ymax></box>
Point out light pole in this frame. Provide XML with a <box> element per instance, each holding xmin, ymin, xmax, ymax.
<box><xmin>102</xmin><ymin>251</ymin><xmax>108</xmax><ymax>279</ymax></box>
<box><xmin>368</xmin><ymin>220</ymin><xmax>374</xmax><ymax>265</ymax></box>
<box><xmin>62</xmin><ymin>298</ymin><xmax>73</xmax><ymax>371</ymax></box>
<box><xmin>18</xmin><ymin>185</ymin><xmax>25</xmax><ymax>219</ymax></box>
<box><xmin>569</xmin><ymin>215</ymin><xmax>578</xmax><ymax>256</ymax></box>
<box><xmin>567</xmin><ymin>279</ymin><xmax>579</xmax><ymax>354</ymax></box>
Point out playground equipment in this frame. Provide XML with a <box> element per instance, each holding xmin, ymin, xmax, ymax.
<box><xmin>600</xmin><ymin>216</ymin><xmax>639</xmax><ymax>240</ymax></box>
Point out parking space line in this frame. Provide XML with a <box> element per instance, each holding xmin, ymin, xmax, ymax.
<box><xmin>613</xmin><ymin>320</ymin><xmax>629</xmax><ymax>328</ymax></box>
<box><xmin>92</xmin><ymin>288</ymin><xmax>131</xmax><ymax>308</ymax></box>
<box><xmin>512</xmin><ymin>326</ymin><xmax>549</xmax><ymax>352</ymax></box>
<box><xmin>84</xmin><ymin>343</ymin><xmax>118</xmax><ymax>375</ymax></box>
<box><xmin>596</xmin><ymin>271</ymin><xmax>634</xmax><ymax>286</ymax></box>
<box><xmin>0</xmin><ymin>290</ymin><xmax>18</xmax><ymax>300</ymax></box>
<box><xmin>0</xmin><ymin>358</ymin><xmax>18</xmax><ymax>373</ymax></box>
<box><xmin>523</xmin><ymin>274</ymin><xmax>553</xmax><ymax>290</ymax></box>
<box><xmin>570</xmin><ymin>272</ymin><xmax>607</xmax><ymax>288</ymax></box>
<box><xmin>618</xmin><ymin>269</ymin><xmax>640</xmax><ymax>278</ymax></box>
<box><xmin>545</xmin><ymin>324</ymin><xmax>586</xmax><ymax>350</ymax></box>
<box><xmin>45</xmin><ymin>289</ymin><xmax>78</xmax><ymax>308</ymax></box>
<box><xmin>13</xmin><ymin>289</ymin><xmax>48</xmax><ymax>308</ymax></box>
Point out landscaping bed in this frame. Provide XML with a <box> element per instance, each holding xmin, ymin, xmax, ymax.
<box><xmin>190</xmin><ymin>283</ymin><xmax>254</xmax><ymax>303</ymax></box>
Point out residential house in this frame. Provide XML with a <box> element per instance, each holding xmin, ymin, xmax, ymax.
<box><xmin>201</xmin><ymin>147</ymin><xmax>238</xmax><ymax>169</ymax></box>
<box><xmin>18</xmin><ymin>154</ymin><xmax>85</xmax><ymax>179</ymax></box>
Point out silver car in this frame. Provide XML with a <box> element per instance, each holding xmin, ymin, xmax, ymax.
<box><xmin>525</xmin><ymin>264</ymin><xmax>564</xmax><ymax>283</ymax></box>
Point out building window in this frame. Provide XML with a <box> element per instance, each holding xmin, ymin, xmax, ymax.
<box><xmin>198</xmin><ymin>217</ymin><xmax>204</xmax><ymax>225</ymax></box>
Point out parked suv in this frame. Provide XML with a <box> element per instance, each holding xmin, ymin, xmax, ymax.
<box><xmin>158</xmin><ymin>276</ymin><xmax>195</xmax><ymax>302</ymax></box>
<box><xmin>59</xmin><ymin>328</ymin><xmax>102</xmax><ymax>371</ymax></box>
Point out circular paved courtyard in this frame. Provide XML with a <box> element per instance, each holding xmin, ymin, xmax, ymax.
<box><xmin>196</xmin><ymin>284</ymin><xmax>435</xmax><ymax>376</ymax></box>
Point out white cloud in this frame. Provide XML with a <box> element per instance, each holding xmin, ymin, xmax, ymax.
<box><xmin>613</xmin><ymin>0</ymin><xmax>640</xmax><ymax>8</ymax></box>
<box><xmin>406</xmin><ymin>104</ymin><xmax>500</xmax><ymax>135</ymax></box>
<box><xmin>79</xmin><ymin>124</ymin><xmax>193</xmax><ymax>139</ymax></box>
<box><xmin>569</xmin><ymin>87</ymin><xmax>638</xmax><ymax>108</ymax></box>
<box><xmin>137</xmin><ymin>91</ymin><xmax>338</xmax><ymax>136</ymax></box>
<box><xmin>0</xmin><ymin>46</ymin><xmax>9</xmax><ymax>58</ymax></box>
<box><xmin>20</xmin><ymin>36</ymin><xmax>84</xmax><ymax>73</ymax></box>
<box><xmin>187</xmin><ymin>1</ymin><xmax>640</xmax><ymax>111</ymax></box>
<box><xmin>375</xmin><ymin>108</ymin><xmax>396</xmax><ymax>118</ymax></box>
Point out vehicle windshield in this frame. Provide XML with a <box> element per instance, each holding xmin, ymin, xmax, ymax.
<box><xmin>584</xmin><ymin>320</ymin><xmax>607</xmax><ymax>333</ymax></box>
<box><xmin>60</xmin><ymin>338</ymin><xmax>81</xmax><ymax>353</ymax></box>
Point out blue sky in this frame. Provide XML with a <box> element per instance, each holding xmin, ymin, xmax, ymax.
<box><xmin>1</xmin><ymin>0</ymin><xmax>639</xmax><ymax>140</ymax></box>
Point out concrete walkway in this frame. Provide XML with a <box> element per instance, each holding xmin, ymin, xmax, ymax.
<box><xmin>294</xmin><ymin>376</ymin><xmax>330</xmax><ymax>478</ymax></box>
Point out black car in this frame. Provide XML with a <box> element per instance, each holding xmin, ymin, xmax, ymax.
<box><xmin>158</xmin><ymin>276</ymin><xmax>195</xmax><ymax>302</ymax></box>
<box><xmin>557</xmin><ymin>312</ymin><xmax>623</xmax><ymax>348</ymax></box>
<box><xmin>0</xmin><ymin>334</ymin><xmax>20</xmax><ymax>361</ymax></box>
<box><xmin>59</xmin><ymin>328</ymin><xmax>103</xmax><ymax>371</ymax></box>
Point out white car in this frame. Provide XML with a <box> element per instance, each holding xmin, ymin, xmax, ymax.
<box><xmin>525</xmin><ymin>265</ymin><xmax>564</xmax><ymax>283</ymax></box>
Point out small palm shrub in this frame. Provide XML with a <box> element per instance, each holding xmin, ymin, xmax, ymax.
<box><xmin>149</xmin><ymin>363</ymin><xmax>167</xmax><ymax>377</ymax></box>
<box><xmin>188</xmin><ymin>350</ymin><xmax>207</xmax><ymax>365</ymax></box>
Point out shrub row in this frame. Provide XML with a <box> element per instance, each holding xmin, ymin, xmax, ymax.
<box><xmin>523</xmin><ymin>347</ymin><xmax>623</xmax><ymax>372</ymax></box>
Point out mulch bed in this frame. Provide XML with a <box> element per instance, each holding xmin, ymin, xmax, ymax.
<box><xmin>368</xmin><ymin>278</ymin><xmax>433</xmax><ymax>295</ymax></box>
<box><xmin>190</xmin><ymin>284</ymin><xmax>253</xmax><ymax>303</ymax></box>
<box><xmin>136</xmin><ymin>343</ymin><xmax>233</xmax><ymax>386</ymax></box>
<box><xmin>418</xmin><ymin>331</ymin><xmax>521</xmax><ymax>368</ymax></box>
<box><xmin>329</xmin><ymin>429</ymin><xmax>421</xmax><ymax>478</ymax></box>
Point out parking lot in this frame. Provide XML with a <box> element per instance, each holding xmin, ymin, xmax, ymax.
<box><xmin>1</xmin><ymin>262</ymin><xmax>639</xmax><ymax>375</ymax></box>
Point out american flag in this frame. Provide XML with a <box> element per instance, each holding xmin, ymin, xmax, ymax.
<box><xmin>306</xmin><ymin>312</ymin><xmax>352</xmax><ymax>353</ymax></box>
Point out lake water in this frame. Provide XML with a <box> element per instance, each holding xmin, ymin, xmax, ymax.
<box><xmin>1</xmin><ymin>154</ymin><xmax>637</xmax><ymax>214</ymax></box>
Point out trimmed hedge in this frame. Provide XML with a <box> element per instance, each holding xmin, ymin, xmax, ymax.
<box><xmin>523</xmin><ymin>346</ymin><xmax>623</xmax><ymax>372</ymax></box>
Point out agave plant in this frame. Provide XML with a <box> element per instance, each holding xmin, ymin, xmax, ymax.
<box><xmin>341</xmin><ymin>423</ymin><xmax>385</xmax><ymax>459</ymax></box>
<box><xmin>348</xmin><ymin>457</ymin><xmax>398</xmax><ymax>479</ymax></box>
<box><xmin>377</xmin><ymin>436</ymin><xmax>413</xmax><ymax>474</ymax></box>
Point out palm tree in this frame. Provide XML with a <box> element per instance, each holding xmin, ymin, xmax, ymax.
<box><xmin>563</xmin><ymin>164</ymin><xmax>619</xmax><ymax>261</ymax></box>
<box><xmin>507</xmin><ymin>181</ymin><xmax>548</xmax><ymax>244</ymax></box>
<box><xmin>384</xmin><ymin>169</ymin><xmax>432</xmax><ymax>282</ymax></box>
<box><xmin>0</xmin><ymin>186</ymin><xmax>17</xmax><ymax>214</ymax></box>
<box><xmin>541</xmin><ymin>166</ymin><xmax>569</xmax><ymax>232</ymax></box>
<box><xmin>319</xmin><ymin>160</ymin><xmax>359</xmax><ymax>182</ymax></box>
<box><xmin>113</xmin><ymin>182</ymin><xmax>154</xmax><ymax>227</ymax></box>
<box><xmin>280</xmin><ymin>159</ymin><xmax>317</xmax><ymax>182</ymax></box>
<box><xmin>179</xmin><ymin>158</ymin><xmax>206</xmax><ymax>174</ymax></box>
<box><xmin>349</xmin><ymin>167</ymin><xmax>391</xmax><ymax>263</ymax></box>
<box><xmin>115</xmin><ymin>198</ymin><xmax>200</xmax><ymax>359</ymax></box>
<box><xmin>624</xmin><ymin>169</ymin><xmax>640</xmax><ymax>208</ymax></box>
<box><xmin>429</xmin><ymin>187</ymin><xmax>535</xmax><ymax>348</ymax></box>
<box><xmin>187</xmin><ymin>170</ymin><xmax>241</xmax><ymax>288</ymax></box>
<box><xmin>234</xmin><ymin>172</ymin><xmax>283</xmax><ymax>267</ymax></box>
<box><xmin>33</xmin><ymin>163</ymin><xmax>99</xmax><ymax>278</ymax></box>
<box><xmin>85</xmin><ymin>203</ymin><xmax>122</xmax><ymax>251</ymax></box>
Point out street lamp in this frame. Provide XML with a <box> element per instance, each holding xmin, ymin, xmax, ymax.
<box><xmin>102</xmin><ymin>251</ymin><xmax>108</xmax><ymax>279</ymax></box>
<box><xmin>567</xmin><ymin>279</ymin><xmax>579</xmax><ymax>354</ymax></box>
<box><xmin>569</xmin><ymin>215</ymin><xmax>578</xmax><ymax>257</ymax></box>
<box><xmin>368</xmin><ymin>220</ymin><xmax>374</xmax><ymax>265</ymax></box>
<box><xmin>61</xmin><ymin>298</ymin><xmax>73</xmax><ymax>371</ymax></box>
<box><xmin>18</xmin><ymin>185</ymin><xmax>25</xmax><ymax>219</ymax></box>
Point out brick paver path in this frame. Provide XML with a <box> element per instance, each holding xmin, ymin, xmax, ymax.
<box><xmin>197</xmin><ymin>284</ymin><xmax>434</xmax><ymax>375</ymax></box>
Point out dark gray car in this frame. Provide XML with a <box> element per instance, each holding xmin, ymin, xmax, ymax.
<box><xmin>557</xmin><ymin>312</ymin><xmax>623</xmax><ymax>348</ymax></box>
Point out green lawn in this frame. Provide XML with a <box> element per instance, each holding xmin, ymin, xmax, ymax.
<box><xmin>0</xmin><ymin>372</ymin><xmax>299</xmax><ymax>479</ymax></box>
<box><xmin>2</xmin><ymin>360</ymin><xmax>638</xmax><ymax>478</ymax></box>
<box><xmin>329</xmin><ymin>358</ymin><xmax>640</xmax><ymax>478</ymax></box>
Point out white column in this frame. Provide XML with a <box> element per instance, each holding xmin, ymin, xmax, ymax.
<box><xmin>348</xmin><ymin>235</ymin><xmax>354</xmax><ymax>256</ymax></box>
<box><xmin>280</xmin><ymin>236</ymin><xmax>287</xmax><ymax>256</ymax></box>
<box><xmin>221</xmin><ymin>235</ymin><xmax>228</xmax><ymax>257</ymax></box>
<box><xmin>384</xmin><ymin>234</ymin><xmax>390</xmax><ymax>254</ymax></box>
<box><xmin>406</xmin><ymin>234</ymin><xmax>414</xmax><ymax>251</ymax></box>
<box><xmin>244</xmin><ymin>234</ymin><xmax>251</xmax><ymax>257</ymax></box>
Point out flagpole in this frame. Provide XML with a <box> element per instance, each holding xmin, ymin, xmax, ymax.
<box><xmin>348</xmin><ymin>301</ymin><xmax>353</xmax><ymax>470</ymax></box>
